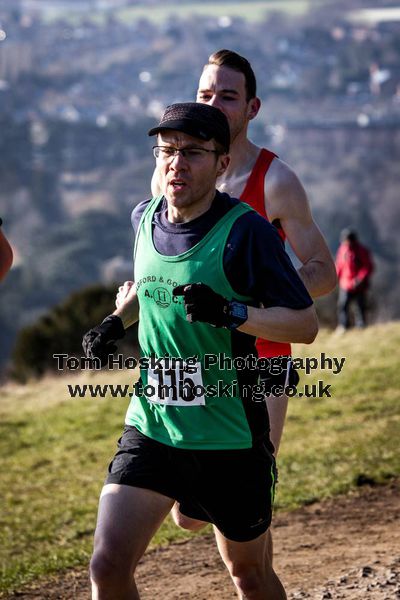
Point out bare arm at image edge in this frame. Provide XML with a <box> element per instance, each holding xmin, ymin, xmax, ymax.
<box><xmin>0</xmin><ymin>225</ymin><xmax>13</xmax><ymax>282</ymax></box>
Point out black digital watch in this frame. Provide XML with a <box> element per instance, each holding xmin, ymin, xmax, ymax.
<box><xmin>226</xmin><ymin>301</ymin><xmax>248</xmax><ymax>330</ymax></box>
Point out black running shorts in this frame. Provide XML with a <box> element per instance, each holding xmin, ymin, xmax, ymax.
<box><xmin>106</xmin><ymin>425</ymin><xmax>277</xmax><ymax>542</ymax></box>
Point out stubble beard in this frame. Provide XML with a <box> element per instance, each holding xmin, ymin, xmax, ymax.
<box><xmin>229</xmin><ymin>112</ymin><xmax>249</xmax><ymax>147</ymax></box>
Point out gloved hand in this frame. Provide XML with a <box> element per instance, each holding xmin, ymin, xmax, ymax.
<box><xmin>82</xmin><ymin>315</ymin><xmax>125</xmax><ymax>367</ymax></box>
<box><xmin>172</xmin><ymin>283</ymin><xmax>248</xmax><ymax>330</ymax></box>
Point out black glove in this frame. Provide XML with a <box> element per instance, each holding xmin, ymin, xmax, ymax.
<box><xmin>172</xmin><ymin>283</ymin><xmax>248</xmax><ymax>330</ymax></box>
<box><xmin>82</xmin><ymin>315</ymin><xmax>125</xmax><ymax>367</ymax></box>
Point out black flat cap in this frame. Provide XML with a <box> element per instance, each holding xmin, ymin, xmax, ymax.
<box><xmin>148</xmin><ymin>102</ymin><xmax>230</xmax><ymax>153</ymax></box>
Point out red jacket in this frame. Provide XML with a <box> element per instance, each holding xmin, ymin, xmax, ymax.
<box><xmin>336</xmin><ymin>241</ymin><xmax>373</xmax><ymax>292</ymax></box>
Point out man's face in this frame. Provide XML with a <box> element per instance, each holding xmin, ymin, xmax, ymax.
<box><xmin>196</xmin><ymin>64</ymin><xmax>259</xmax><ymax>142</ymax></box>
<box><xmin>155</xmin><ymin>131</ymin><xmax>229</xmax><ymax>214</ymax></box>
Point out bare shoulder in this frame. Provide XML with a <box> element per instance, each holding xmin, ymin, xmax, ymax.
<box><xmin>265</xmin><ymin>157</ymin><xmax>311</xmax><ymax>223</ymax></box>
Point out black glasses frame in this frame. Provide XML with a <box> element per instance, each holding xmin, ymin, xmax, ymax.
<box><xmin>152</xmin><ymin>145</ymin><xmax>219</xmax><ymax>160</ymax></box>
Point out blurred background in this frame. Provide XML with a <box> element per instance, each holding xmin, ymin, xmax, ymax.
<box><xmin>1</xmin><ymin>0</ymin><xmax>400</xmax><ymax>378</ymax></box>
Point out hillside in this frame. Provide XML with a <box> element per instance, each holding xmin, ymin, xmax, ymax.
<box><xmin>1</xmin><ymin>322</ymin><xmax>399</xmax><ymax>595</ymax></box>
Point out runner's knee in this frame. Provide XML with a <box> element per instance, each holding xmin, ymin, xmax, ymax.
<box><xmin>90</xmin><ymin>550</ymin><xmax>131</xmax><ymax>590</ymax></box>
<box><xmin>90</xmin><ymin>551</ymin><xmax>120</xmax><ymax>586</ymax></box>
<box><xmin>230</xmin><ymin>563</ymin><xmax>265</xmax><ymax>598</ymax></box>
<box><xmin>231</xmin><ymin>562</ymin><xmax>286</xmax><ymax>600</ymax></box>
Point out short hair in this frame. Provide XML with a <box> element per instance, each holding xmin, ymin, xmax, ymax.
<box><xmin>205</xmin><ymin>49</ymin><xmax>257</xmax><ymax>101</ymax></box>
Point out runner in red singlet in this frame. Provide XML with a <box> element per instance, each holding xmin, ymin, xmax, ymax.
<box><xmin>240</xmin><ymin>148</ymin><xmax>291</xmax><ymax>361</ymax></box>
<box><xmin>141</xmin><ymin>49</ymin><xmax>336</xmax><ymax>449</ymax></box>
<box><xmin>192</xmin><ymin>51</ymin><xmax>336</xmax><ymax>456</ymax></box>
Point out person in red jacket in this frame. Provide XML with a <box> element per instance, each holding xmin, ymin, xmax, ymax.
<box><xmin>336</xmin><ymin>229</ymin><xmax>374</xmax><ymax>330</ymax></box>
<box><xmin>0</xmin><ymin>218</ymin><xmax>13</xmax><ymax>282</ymax></box>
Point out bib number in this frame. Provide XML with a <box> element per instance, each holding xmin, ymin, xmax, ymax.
<box><xmin>147</xmin><ymin>359</ymin><xmax>205</xmax><ymax>406</ymax></box>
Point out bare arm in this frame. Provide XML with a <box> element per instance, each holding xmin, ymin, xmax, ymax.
<box><xmin>238</xmin><ymin>304</ymin><xmax>318</xmax><ymax>344</ymax></box>
<box><xmin>115</xmin><ymin>280</ymin><xmax>318</xmax><ymax>343</ymax></box>
<box><xmin>113</xmin><ymin>281</ymin><xmax>139</xmax><ymax>329</ymax></box>
<box><xmin>266</xmin><ymin>160</ymin><xmax>337</xmax><ymax>297</ymax></box>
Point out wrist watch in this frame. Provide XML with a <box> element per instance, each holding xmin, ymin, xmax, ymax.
<box><xmin>226</xmin><ymin>301</ymin><xmax>248</xmax><ymax>330</ymax></box>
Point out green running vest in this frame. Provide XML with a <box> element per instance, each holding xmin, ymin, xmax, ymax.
<box><xmin>125</xmin><ymin>196</ymin><xmax>257</xmax><ymax>449</ymax></box>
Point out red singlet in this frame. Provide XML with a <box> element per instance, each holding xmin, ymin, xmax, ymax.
<box><xmin>240</xmin><ymin>148</ymin><xmax>291</xmax><ymax>359</ymax></box>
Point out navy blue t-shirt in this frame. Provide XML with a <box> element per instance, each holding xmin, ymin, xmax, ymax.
<box><xmin>131</xmin><ymin>191</ymin><xmax>312</xmax><ymax>310</ymax></box>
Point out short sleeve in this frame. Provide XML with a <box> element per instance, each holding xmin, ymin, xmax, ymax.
<box><xmin>224</xmin><ymin>211</ymin><xmax>313</xmax><ymax>309</ymax></box>
<box><xmin>131</xmin><ymin>199</ymin><xmax>152</xmax><ymax>236</ymax></box>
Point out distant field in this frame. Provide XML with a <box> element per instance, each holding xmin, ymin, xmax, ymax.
<box><xmin>350</xmin><ymin>7</ymin><xmax>400</xmax><ymax>25</ymax></box>
<box><xmin>43</xmin><ymin>0</ymin><xmax>327</xmax><ymax>25</ymax></box>
<box><xmin>117</xmin><ymin>0</ymin><xmax>320</xmax><ymax>23</ymax></box>
<box><xmin>1</xmin><ymin>322</ymin><xmax>399</xmax><ymax>595</ymax></box>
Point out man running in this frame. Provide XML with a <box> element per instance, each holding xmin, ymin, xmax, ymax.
<box><xmin>119</xmin><ymin>50</ymin><xmax>335</xmax><ymax>537</ymax></box>
<box><xmin>84</xmin><ymin>102</ymin><xmax>318</xmax><ymax>599</ymax></box>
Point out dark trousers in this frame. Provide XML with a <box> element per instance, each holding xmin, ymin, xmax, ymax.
<box><xmin>338</xmin><ymin>288</ymin><xmax>368</xmax><ymax>329</ymax></box>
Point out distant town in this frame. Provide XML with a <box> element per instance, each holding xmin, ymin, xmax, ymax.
<box><xmin>1</xmin><ymin>0</ymin><xmax>400</xmax><ymax>128</ymax></box>
<box><xmin>1</xmin><ymin>0</ymin><xmax>400</xmax><ymax>372</ymax></box>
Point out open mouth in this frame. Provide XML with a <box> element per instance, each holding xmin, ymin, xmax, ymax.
<box><xmin>170</xmin><ymin>179</ymin><xmax>187</xmax><ymax>190</ymax></box>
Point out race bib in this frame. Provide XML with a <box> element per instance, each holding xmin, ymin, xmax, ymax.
<box><xmin>147</xmin><ymin>359</ymin><xmax>205</xmax><ymax>406</ymax></box>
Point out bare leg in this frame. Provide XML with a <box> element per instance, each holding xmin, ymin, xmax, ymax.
<box><xmin>263</xmin><ymin>392</ymin><xmax>288</xmax><ymax>573</ymax></box>
<box><xmin>170</xmin><ymin>503</ymin><xmax>208</xmax><ymax>531</ymax></box>
<box><xmin>265</xmin><ymin>393</ymin><xmax>288</xmax><ymax>456</ymax></box>
<box><xmin>214</xmin><ymin>527</ymin><xmax>286</xmax><ymax>600</ymax></box>
<box><xmin>90</xmin><ymin>484</ymin><xmax>174</xmax><ymax>600</ymax></box>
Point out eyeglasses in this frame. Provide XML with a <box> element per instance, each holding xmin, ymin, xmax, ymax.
<box><xmin>152</xmin><ymin>145</ymin><xmax>219</xmax><ymax>161</ymax></box>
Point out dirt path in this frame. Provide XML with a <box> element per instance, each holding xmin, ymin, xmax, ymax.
<box><xmin>7</xmin><ymin>480</ymin><xmax>400</xmax><ymax>599</ymax></box>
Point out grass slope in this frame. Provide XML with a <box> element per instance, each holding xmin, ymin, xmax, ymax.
<box><xmin>0</xmin><ymin>322</ymin><xmax>399</xmax><ymax>594</ymax></box>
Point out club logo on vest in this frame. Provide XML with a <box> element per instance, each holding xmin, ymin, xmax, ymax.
<box><xmin>153</xmin><ymin>287</ymin><xmax>171</xmax><ymax>308</ymax></box>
